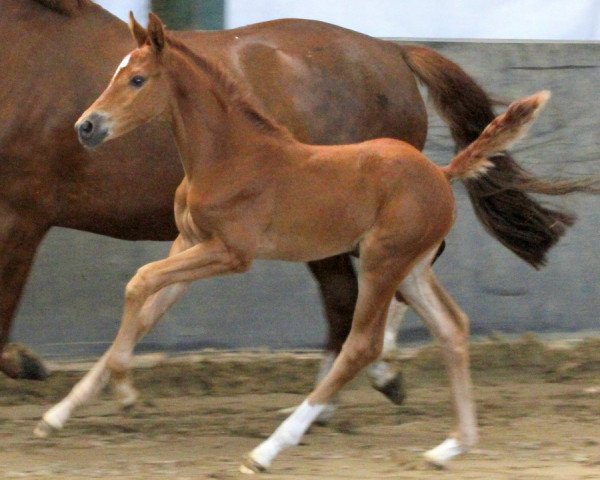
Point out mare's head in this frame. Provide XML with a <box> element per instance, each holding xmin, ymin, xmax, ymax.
<box><xmin>75</xmin><ymin>12</ymin><xmax>170</xmax><ymax>148</ymax></box>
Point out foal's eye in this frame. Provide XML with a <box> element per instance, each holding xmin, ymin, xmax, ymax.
<box><xmin>130</xmin><ymin>75</ymin><xmax>146</xmax><ymax>88</ymax></box>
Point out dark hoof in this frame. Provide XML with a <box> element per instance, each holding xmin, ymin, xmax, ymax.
<box><xmin>373</xmin><ymin>372</ymin><xmax>406</xmax><ymax>405</ymax></box>
<box><xmin>1</xmin><ymin>343</ymin><xmax>49</xmax><ymax>380</ymax></box>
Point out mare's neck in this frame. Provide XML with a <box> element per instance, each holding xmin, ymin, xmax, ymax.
<box><xmin>165</xmin><ymin>50</ymin><xmax>294</xmax><ymax>179</ymax></box>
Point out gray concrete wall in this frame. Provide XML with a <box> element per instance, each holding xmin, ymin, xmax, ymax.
<box><xmin>11</xmin><ymin>41</ymin><xmax>600</xmax><ymax>358</ymax></box>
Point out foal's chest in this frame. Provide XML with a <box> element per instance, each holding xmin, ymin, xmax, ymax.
<box><xmin>176</xmin><ymin>178</ymin><xmax>271</xmax><ymax>245</ymax></box>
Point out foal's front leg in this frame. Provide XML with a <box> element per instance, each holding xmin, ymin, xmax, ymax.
<box><xmin>34</xmin><ymin>236</ymin><xmax>239</xmax><ymax>437</ymax></box>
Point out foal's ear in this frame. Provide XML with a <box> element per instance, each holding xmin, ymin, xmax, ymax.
<box><xmin>128</xmin><ymin>11</ymin><xmax>147</xmax><ymax>48</ymax></box>
<box><xmin>147</xmin><ymin>12</ymin><xmax>166</xmax><ymax>54</ymax></box>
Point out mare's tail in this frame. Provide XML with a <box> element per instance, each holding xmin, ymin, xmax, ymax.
<box><xmin>401</xmin><ymin>45</ymin><xmax>599</xmax><ymax>268</ymax></box>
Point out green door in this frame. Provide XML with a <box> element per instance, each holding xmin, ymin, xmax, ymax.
<box><xmin>151</xmin><ymin>0</ymin><xmax>225</xmax><ymax>30</ymax></box>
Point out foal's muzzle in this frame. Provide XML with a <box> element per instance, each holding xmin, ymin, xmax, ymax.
<box><xmin>75</xmin><ymin>112</ymin><xmax>110</xmax><ymax>148</ymax></box>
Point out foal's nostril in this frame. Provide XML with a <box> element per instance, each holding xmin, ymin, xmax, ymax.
<box><xmin>76</xmin><ymin>113</ymin><xmax>109</xmax><ymax>147</ymax></box>
<box><xmin>79</xmin><ymin>120</ymin><xmax>94</xmax><ymax>138</ymax></box>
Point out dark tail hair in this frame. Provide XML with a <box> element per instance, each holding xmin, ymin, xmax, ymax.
<box><xmin>401</xmin><ymin>45</ymin><xmax>600</xmax><ymax>269</ymax></box>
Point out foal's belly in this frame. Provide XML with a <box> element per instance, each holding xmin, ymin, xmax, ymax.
<box><xmin>256</xmin><ymin>194</ymin><xmax>375</xmax><ymax>262</ymax></box>
<box><xmin>255</xmin><ymin>229</ymin><xmax>360</xmax><ymax>262</ymax></box>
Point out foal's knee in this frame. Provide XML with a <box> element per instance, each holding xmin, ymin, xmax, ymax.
<box><xmin>125</xmin><ymin>266</ymin><xmax>154</xmax><ymax>303</ymax></box>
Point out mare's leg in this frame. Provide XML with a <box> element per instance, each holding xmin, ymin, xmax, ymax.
<box><xmin>35</xmin><ymin>236</ymin><xmax>240</xmax><ymax>437</ymax></box>
<box><xmin>307</xmin><ymin>255</ymin><xmax>356</xmax><ymax>356</ymax></box>
<box><xmin>241</xmin><ymin>245</ymin><xmax>420</xmax><ymax>473</ymax></box>
<box><xmin>398</xmin><ymin>264</ymin><xmax>477</xmax><ymax>467</ymax></box>
<box><xmin>0</xmin><ymin>206</ymin><xmax>48</xmax><ymax>380</ymax></box>
<box><xmin>307</xmin><ymin>254</ymin><xmax>406</xmax><ymax>409</ymax></box>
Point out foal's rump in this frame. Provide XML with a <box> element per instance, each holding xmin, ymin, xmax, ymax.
<box><xmin>360</xmin><ymin>91</ymin><xmax>554</xmax><ymax>266</ymax></box>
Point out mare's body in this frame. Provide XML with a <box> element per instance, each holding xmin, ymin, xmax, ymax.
<box><xmin>2</xmin><ymin>0</ymin><xmax>426</xmax><ymax>379</ymax></box>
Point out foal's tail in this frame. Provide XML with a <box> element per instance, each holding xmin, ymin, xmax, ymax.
<box><xmin>442</xmin><ymin>92</ymin><xmax>550</xmax><ymax>181</ymax></box>
<box><xmin>401</xmin><ymin>45</ymin><xmax>600</xmax><ymax>268</ymax></box>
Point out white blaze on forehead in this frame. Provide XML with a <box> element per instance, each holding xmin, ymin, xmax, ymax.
<box><xmin>112</xmin><ymin>53</ymin><xmax>132</xmax><ymax>80</ymax></box>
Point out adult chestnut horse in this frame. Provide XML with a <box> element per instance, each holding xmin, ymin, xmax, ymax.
<box><xmin>37</xmin><ymin>14</ymin><xmax>553</xmax><ymax>471</ymax></box>
<box><xmin>0</xmin><ymin>0</ymin><xmax>589</xmax><ymax>386</ymax></box>
<box><xmin>3</xmin><ymin>0</ymin><xmax>427</xmax><ymax>384</ymax></box>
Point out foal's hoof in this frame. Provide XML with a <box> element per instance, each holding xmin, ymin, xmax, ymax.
<box><xmin>33</xmin><ymin>419</ymin><xmax>59</xmax><ymax>439</ymax></box>
<box><xmin>1</xmin><ymin>343</ymin><xmax>49</xmax><ymax>380</ymax></box>
<box><xmin>314</xmin><ymin>402</ymin><xmax>337</xmax><ymax>426</ymax></box>
<box><xmin>423</xmin><ymin>438</ymin><xmax>465</xmax><ymax>469</ymax></box>
<box><xmin>372</xmin><ymin>372</ymin><xmax>406</xmax><ymax>405</ymax></box>
<box><xmin>239</xmin><ymin>455</ymin><xmax>267</xmax><ymax>475</ymax></box>
<box><xmin>114</xmin><ymin>383</ymin><xmax>139</xmax><ymax>410</ymax></box>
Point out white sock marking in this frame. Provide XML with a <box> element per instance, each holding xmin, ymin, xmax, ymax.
<box><xmin>249</xmin><ymin>399</ymin><xmax>325</xmax><ymax>468</ymax></box>
<box><xmin>424</xmin><ymin>438</ymin><xmax>465</xmax><ymax>466</ymax></box>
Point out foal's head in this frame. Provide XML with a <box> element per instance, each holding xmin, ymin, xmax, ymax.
<box><xmin>75</xmin><ymin>13</ymin><xmax>171</xmax><ymax>147</ymax></box>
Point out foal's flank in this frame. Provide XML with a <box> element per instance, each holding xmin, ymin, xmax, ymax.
<box><xmin>38</xmin><ymin>12</ymin><xmax>552</xmax><ymax>473</ymax></box>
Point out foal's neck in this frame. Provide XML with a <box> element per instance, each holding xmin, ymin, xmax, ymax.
<box><xmin>165</xmin><ymin>48</ymin><xmax>296</xmax><ymax>179</ymax></box>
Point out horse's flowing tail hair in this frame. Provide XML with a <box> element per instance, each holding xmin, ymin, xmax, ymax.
<box><xmin>402</xmin><ymin>45</ymin><xmax>600</xmax><ymax>269</ymax></box>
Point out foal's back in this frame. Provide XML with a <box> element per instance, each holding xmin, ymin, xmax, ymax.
<box><xmin>261</xmin><ymin>138</ymin><xmax>454</xmax><ymax>263</ymax></box>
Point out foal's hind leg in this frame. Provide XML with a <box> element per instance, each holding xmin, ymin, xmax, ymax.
<box><xmin>241</xmin><ymin>247</ymin><xmax>417</xmax><ymax>473</ymax></box>
<box><xmin>398</xmin><ymin>264</ymin><xmax>477</xmax><ymax>467</ymax></box>
<box><xmin>35</xmin><ymin>236</ymin><xmax>239</xmax><ymax>437</ymax></box>
<box><xmin>366</xmin><ymin>241</ymin><xmax>445</xmax><ymax>404</ymax></box>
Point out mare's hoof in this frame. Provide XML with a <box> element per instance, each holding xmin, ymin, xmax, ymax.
<box><xmin>372</xmin><ymin>372</ymin><xmax>406</xmax><ymax>405</ymax></box>
<box><xmin>1</xmin><ymin>343</ymin><xmax>49</xmax><ymax>380</ymax></box>
<box><xmin>33</xmin><ymin>419</ymin><xmax>58</xmax><ymax>439</ymax></box>
<box><xmin>239</xmin><ymin>455</ymin><xmax>267</xmax><ymax>475</ymax></box>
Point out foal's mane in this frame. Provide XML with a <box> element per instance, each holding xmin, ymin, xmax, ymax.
<box><xmin>33</xmin><ymin>0</ymin><xmax>90</xmax><ymax>15</ymax></box>
<box><xmin>165</xmin><ymin>36</ymin><xmax>289</xmax><ymax>136</ymax></box>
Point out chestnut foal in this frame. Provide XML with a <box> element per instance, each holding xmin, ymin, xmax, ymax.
<box><xmin>37</xmin><ymin>14</ymin><xmax>549</xmax><ymax>472</ymax></box>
